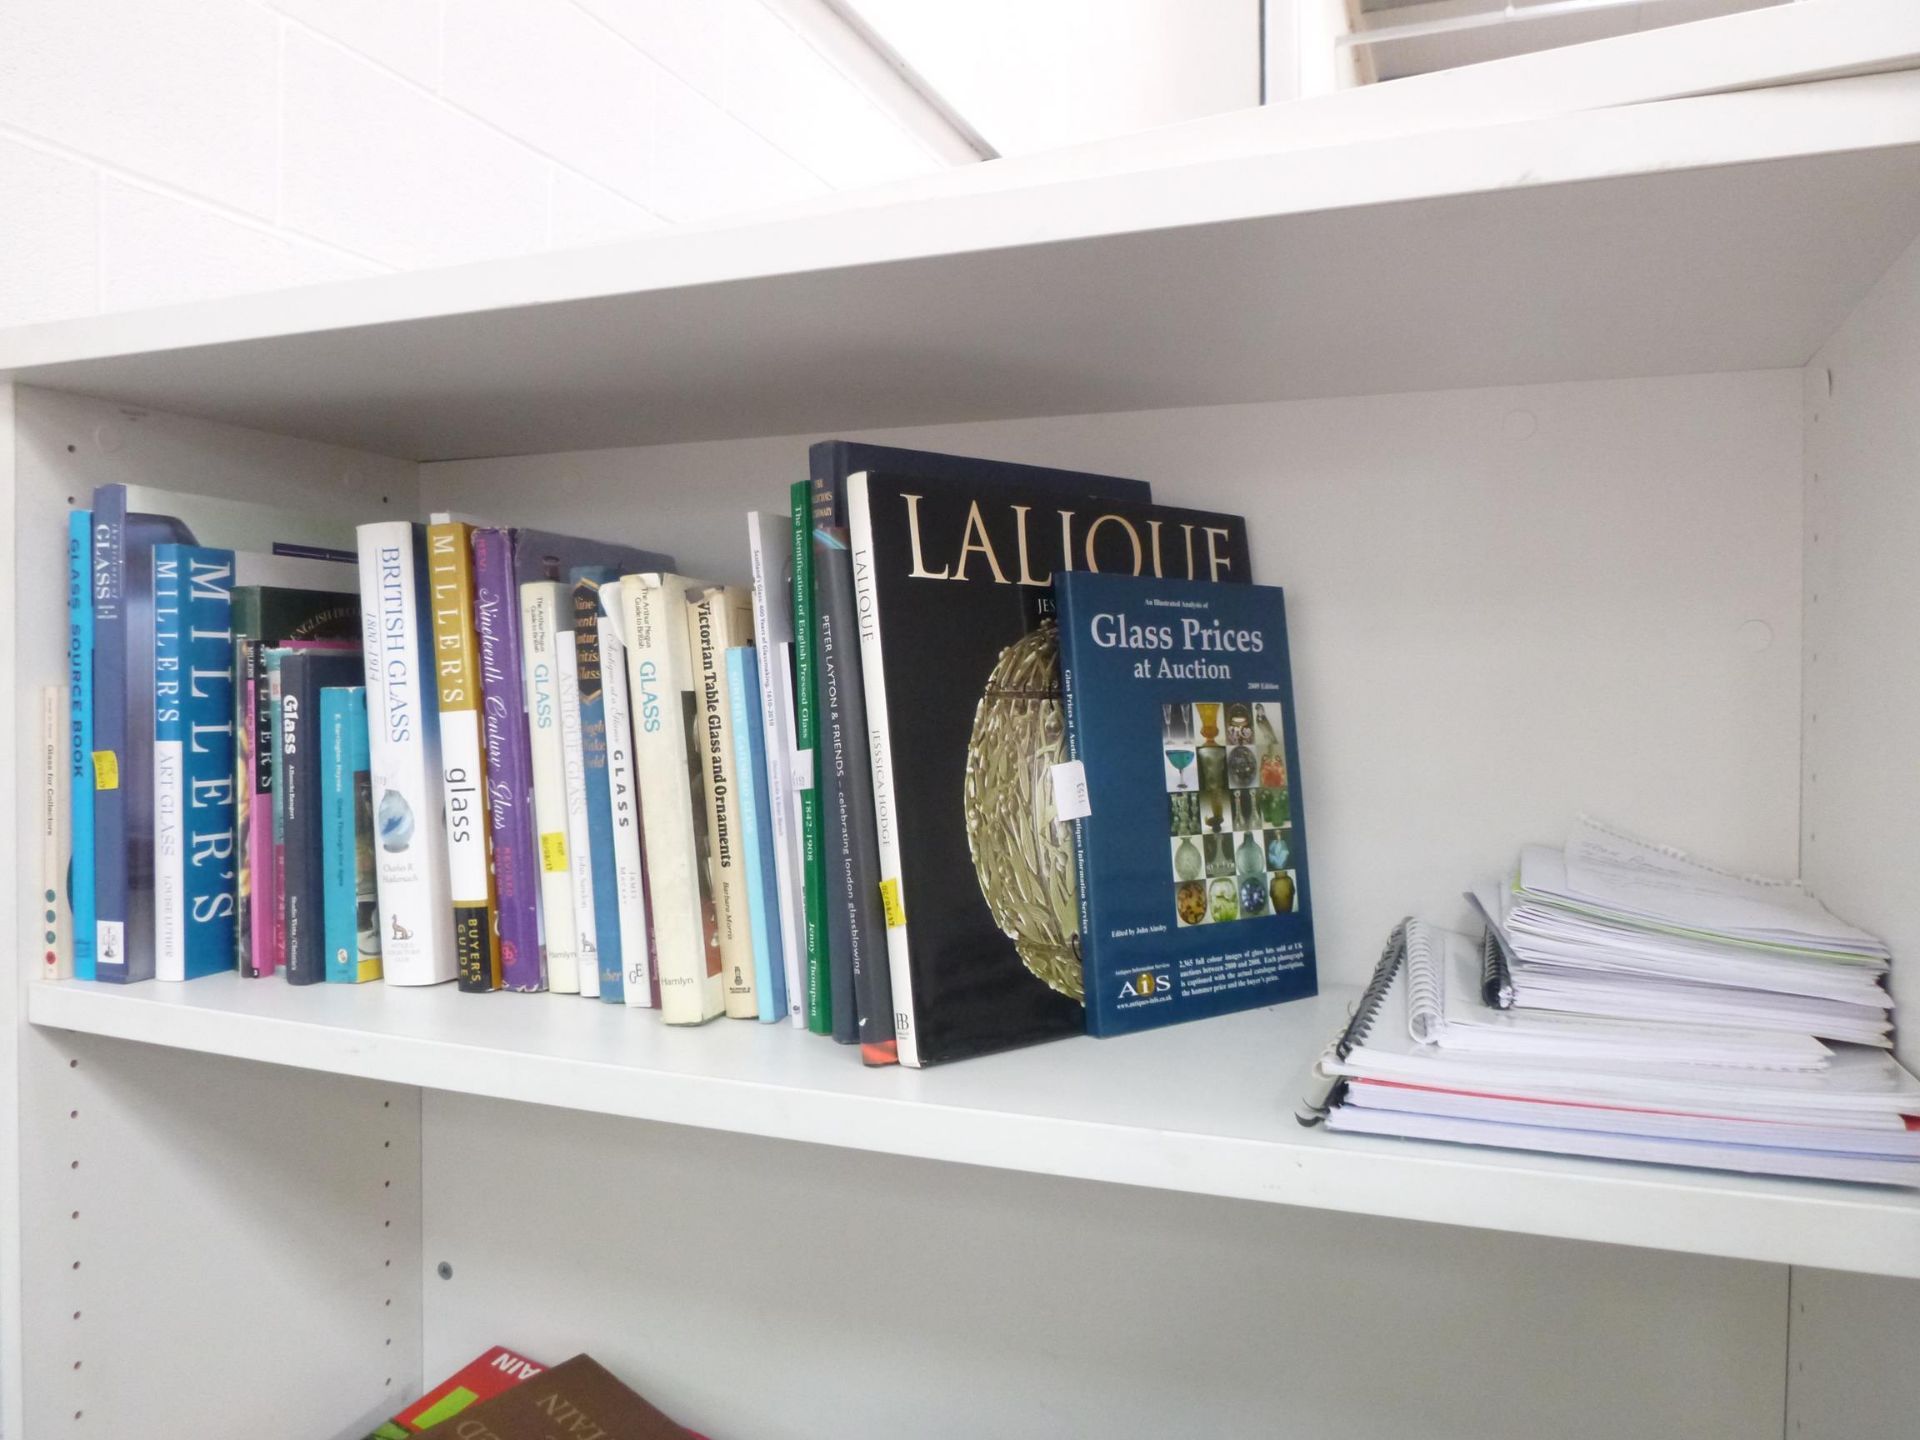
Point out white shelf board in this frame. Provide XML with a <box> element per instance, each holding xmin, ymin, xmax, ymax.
<box><xmin>2</xmin><ymin>73</ymin><xmax>1920</xmax><ymax>460</ymax></box>
<box><xmin>28</xmin><ymin>975</ymin><xmax>1920</xmax><ymax>1278</ymax></box>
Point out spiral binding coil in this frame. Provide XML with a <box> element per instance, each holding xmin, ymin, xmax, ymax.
<box><xmin>1335</xmin><ymin>918</ymin><xmax>1410</xmax><ymax>1060</ymax></box>
<box><xmin>1296</xmin><ymin>918</ymin><xmax>1410</xmax><ymax>1125</ymax></box>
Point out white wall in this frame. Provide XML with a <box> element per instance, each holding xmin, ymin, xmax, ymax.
<box><xmin>0</xmin><ymin>0</ymin><xmax>956</xmax><ymax>328</ymax></box>
<box><xmin>840</xmin><ymin>0</ymin><xmax>1261</xmax><ymax>155</ymax></box>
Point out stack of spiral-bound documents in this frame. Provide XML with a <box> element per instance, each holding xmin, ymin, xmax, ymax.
<box><xmin>1299</xmin><ymin>819</ymin><xmax>1917</xmax><ymax>1186</ymax></box>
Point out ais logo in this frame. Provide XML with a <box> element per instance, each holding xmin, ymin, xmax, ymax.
<box><xmin>1119</xmin><ymin>968</ymin><xmax>1171</xmax><ymax>1001</ymax></box>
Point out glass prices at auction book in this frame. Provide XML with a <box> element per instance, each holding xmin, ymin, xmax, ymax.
<box><xmin>1055</xmin><ymin>571</ymin><xmax>1318</xmax><ymax>1038</ymax></box>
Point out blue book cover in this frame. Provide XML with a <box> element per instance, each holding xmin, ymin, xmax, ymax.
<box><xmin>572</xmin><ymin>567</ymin><xmax>623</xmax><ymax>1003</ymax></box>
<box><xmin>67</xmin><ymin>509</ymin><xmax>96</xmax><ymax>980</ymax></box>
<box><xmin>153</xmin><ymin>545</ymin><xmax>237</xmax><ymax>979</ymax></box>
<box><xmin>728</xmin><ymin>646</ymin><xmax>786</xmax><ymax>1023</ymax></box>
<box><xmin>280</xmin><ymin>648</ymin><xmax>365</xmax><ymax>984</ymax></box>
<box><xmin>90</xmin><ymin>486</ymin><xmax>154</xmax><ymax>981</ymax></box>
<box><xmin>322</xmin><ymin>687</ymin><xmax>382</xmax><ymax>983</ymax></box>
<box><xmin>1054</xmin><ymin>571</ymin><xmax>1316</xmax><ymax>1038</ymax></box>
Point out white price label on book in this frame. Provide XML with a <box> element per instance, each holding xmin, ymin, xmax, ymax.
<box><xmin>791</xmin><ymin>747</ymin><xmax>815</xmax><ymax>792</ymax></box>
<box><xmin>1050</xmin><ymin>760</ymin><xmax>1090</xmax><ymax>821</ymax></box>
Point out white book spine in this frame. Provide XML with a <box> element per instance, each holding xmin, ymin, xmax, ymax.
<box><xmin>845</xmin><ymin>475</ymin><xmax>919</xmax><ymax>1065</ymax></box>
<box><xmin>747</xmin><ymin>513</ymin><xmax>807</xmax><ymax>1027</ymax></box>
<box><xmin>556</xmin><ymin>617</ymin><xmax>600</xmax><ymax>998</ymax></box>
<box><xmin>520</xmin><ymin>581</ymin><xmax>579</xmax><ymax>994</ymax></box>
<box><xmin>614</xmin><ymin>574</ymin><xmax>723</xmax><ymax>1024</ymax></box>
<box><xmin>42</xmin><ymin>685</ymin><xmax>72</xmax><ymax>981</ymax></box>
<box><xmin>598</xmin><ymin>609</ymin><xmax>655</xmax><ymax>1007</ymax></box>
<box><xmin>357</xmin><ymin>522</ymin><xmax>458</xmax><ymax>986</ymax></box>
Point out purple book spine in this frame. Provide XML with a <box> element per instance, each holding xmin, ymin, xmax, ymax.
<box><xmin>473</xmin><ymin>529</ymin><xmax>546</xmax><ymax>991</ymax></box>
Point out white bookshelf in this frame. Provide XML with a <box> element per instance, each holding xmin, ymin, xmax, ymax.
<box><xmin>6</xmin><ymin>34</ymin><xmax>1920</xmax><ymax>1440</ymax></box>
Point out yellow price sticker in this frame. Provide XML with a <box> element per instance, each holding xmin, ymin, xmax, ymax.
<box><xmin>91</xmin><ymin>751</ymin><xmax>120</xmax><ymax>790</ymax></box>
<box><xmin>879</xmin><ymin>877</ymin><xmax>906</xmax><ymax>929</ymax></box>
<box><xmin>539</xmin><ymin>832</ymin><xmax>568</xmax><ymax>872</ymax></box>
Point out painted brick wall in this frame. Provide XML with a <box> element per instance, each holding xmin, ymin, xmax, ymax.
<box><xmin>0</xmin><ymin>0</ymin><xmax>951</xmax><ymax>327</ymax></box>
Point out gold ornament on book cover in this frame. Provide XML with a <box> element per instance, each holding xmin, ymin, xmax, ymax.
<box><xmin>962</xmin><ymin>619</ymin><xmax>1084</xmax><ymax>1002</ymax></box>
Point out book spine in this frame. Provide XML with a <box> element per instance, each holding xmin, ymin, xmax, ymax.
<box><xmin>152</xmin><ymin>545</ymin><xmax>187</xmax><ymax>980</ymax></box>
<box><xmin>357</xmin><ymin>522</ymin><xmax>458</xmax><ymax>986</ymax></box>
<box><xmin>728</xmin><ymin>647</ymin><xmax>784</xmax><ymax>1023</ymax></box>
<box><xmin>90</xmin><ymin>488</ymin><xmax>136</xmax><ymax>981</ymax></box>
<box><xmin>598</xmin><ymin>605</ymin><xmax>655</xmax><ymax>1008</ymax></box>
<box><xmin>428</xmin><ymin>522</ymin><xmax>499</xmax><ymax>992</ymax></box>
<box><xmin>811</xmin><ymin>526</ymin><xmax>861</xmax><ymax>1047</ymax></box>
<box><xmin>688</xmin><ymin>591</ymin><xmax>756</xmax><ymax>1019</ymax></box>
<box><xmin>42</xmin><ymin>685</ymin><xmax>71</xmax><ymax>981</ymax></box>
<box><xmin>1055</xmin><ymin>585</ymin><xmax>1096</xmax><ymax>1020</ymax></box>
<box><xmin>557</xmin><ymin>591</ymin><xmax>600</xmax><ymax>998</ymax></box>
<box><xmin>67</xmin><ymin>509</ymin><xmax>95</xmax><ymax>980</ymax></box>
<box><xmin>746</xmin><ymin>515</ymin><xmax>806</xmax><ymax>1027</ymax></box>
<box><xmin>178</xmin><ymin>548</ymin><xmax>237</xmax><ymax>980</ymax></box>
<box><xmin>573</xmin><ymin>578</ymin><xmax>622</xmax><ymax>1003</ymax></box>
<box><xmin>320</xmin><ymin>689</ymin><xmax>353</xmax><ymax>982</ymax></box>
<box><xmin>241</xmin><ymin>641</ymin><xmax>278</xmax><ymax>976</ymax></box>
<box><xmin>618</xmin><ymin>576</ymin><xmax>722</xmax><ymax>1024</ymax></box>
<box><xmin>520</xmin><ymin>580</ymin><xmax>580</xmax><ymax>994</ymax></box>
<box><xmin>268</xmin><ymin>652</ymin><xmax>290</xmax><ymax>972</ymax></box>
<box><xmin>790</xmin><ymin>483</ymin><xmax>831</xmax><ymax>1035</ymax></box>
<box><xmin>280</xmin><ymin>654</ymin><xmax>320</xmax><ymax>983</ymax></box>
<box><xmin>473</xmin><ymin>529</ymin><xmax>543</xmax><ymax>990</ymax></box>
<box><xmin>817</xmin><ymin>520</ymin><xmax>898</xmax><ymax>1065</ymax></box>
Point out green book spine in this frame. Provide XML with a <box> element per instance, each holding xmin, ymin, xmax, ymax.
<box><xmin>791</xmin><ymin>480</ymin><xmax>832</xmax><ymax>1035</ymax></box>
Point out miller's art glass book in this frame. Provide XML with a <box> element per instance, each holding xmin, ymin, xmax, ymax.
<box><xmin>1054</xmin><ymin>572</ymin><xmax>1316</xmax><ymax>1037</ymax></box>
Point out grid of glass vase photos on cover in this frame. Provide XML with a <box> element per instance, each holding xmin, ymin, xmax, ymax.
<box><xmin>1164</xmin><ymin>701</ymin><xmax>1298</xmax><ymax>928</ymax></box>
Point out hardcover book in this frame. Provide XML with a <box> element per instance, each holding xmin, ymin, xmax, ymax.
<box><xmin>814</xmin><ymin>531</ymin><xmax>893</xmax><ymax>1062</ymax></box>
<box><xmin>364</xmin><ymin>1345</ymin><xmax>545</xmax><ymax>1438</ymax></box>
<box><xmin>573</xmin><ymin>568</ymin><xmax>625</xmax><ymax>1002</ymax></box>
<box><xmin>321</xmin><ymin>686</ymin><xmax>382</xmax><ymax>983</ymax></box>
<box><xmin>427</xmin><ymin>518</ymin><xmax>498</xmax><ymax>992</ymax></box>
<box><xmin>233</xmin><ymin>586</ymin><xmax>360</xmax><ymax>977</ymax></box>
<box><xmin>789</xmin><ymin>482</ymin><xmax>832</xmax><ymax>1035</ymax></box>
<box><xmin>746</xmin><ymin>510</ymin><xmax>807</xmax><ymax>1025</ymax></box>
<box><xmin>67</xmin><ymin>509</ymin><xmax>94</xmax><ymax>980</ymax></box>
<box><xmin>608</xmin><ymin>572</ymin><xmax>724</xmax><ymax>1025</ymax></box>
<box><xmin>429</xmin><ymin>1354</ymin><xmax>699</xmax><ymax>1440</ymax></box>
<box><xmin>357</xmin><ymin>522</ymin><xmax>458</xmax><ymax>986</ymax></box>
<box><xmin>92</xmin><ymin>484</ymin><xmax>355</xmax><ymax>983</ymax></box>
<box><xmin>1054</xmin><ymin>572</ymin><xmax>1317</xmax><ymax>1036</ymax></box>
<box><xmin>520</xmin><ymin>579</ymin><xmax>581</xmax><ymax>994</ymax></box>
<box><xmin>593</xmin><ymin>588</ymin><xmax>656</xmax><ymax>1008</ymax></box>
<box><xmin>472</xmin><ymin>529</ymin><xmax>543</xmax><ymax>990</ymax></box>
<box><xmin>556</xmin><ymin>581</ymin><xmax>600</xmax><ymax>999</ymax></box>
<box><xmin>845</xmin><ymin>470</ymin><xmax>1249</xmax><ymax>1065</ymax></box>
<box><xmin>152</xmin><ymin>544</ymin><xmax>237</xmax><ymax>981</ymax></box>
<box><xmin>687</xmin><ymin>585</ymin><xmax>758</xmax><ymax>1019</ymax></box>
<box><xmin>728</xmin><ymin>646</ymin><xmax>786</xmax><ymax>1022</ymax></box>
<box><xmin>810</xmin><ymin>529</ymin><xmax>871</xmax><ymax>1052</ymax></box>
<box><xmin>279</xmin><ymin>648</ymin><xmax>366</xmax><ymax>984</ymax></box>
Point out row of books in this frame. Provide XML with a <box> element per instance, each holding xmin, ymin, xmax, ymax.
<box><xmin>1303</xmin><ymin>821</ymin><xmax>1918</xmax><ymax>1186</ymax></box>
<box><xmin>54</xmin><ymin>442</ymin><xmax>1324</xmax><ymax>1067</ymax></box>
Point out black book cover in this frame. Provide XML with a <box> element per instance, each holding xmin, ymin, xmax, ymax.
<box><xmin>279</xmin><ymin>649</ymin><xmax>365</xmax><ymax>984</ymax></box>
<box><xmin>850</xmin><ymin>472</ymin><xmax>1250</xmax><ymax>1065</ymax></box>
<box><xmin>807</xmin><ymin>442</ymin><xmax>1152</xmax><ymax>1061</ymax></box>
<box><xmin>811</xmin><ymin>526</ymin><xmax>862</xmax><ymax>1046</ymax></box>
<box><xmin>815</xmin><ymin>526</ymin><xmax>895</xmax><ymax>1063</ymax></box>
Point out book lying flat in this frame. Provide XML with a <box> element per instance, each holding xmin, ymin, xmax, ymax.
<box><xmin>439</xmin><ymin>1354</ymin><xmax>701</xmax><ymax>1440</ymax></box>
